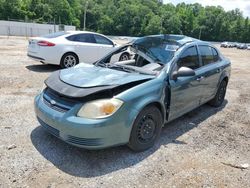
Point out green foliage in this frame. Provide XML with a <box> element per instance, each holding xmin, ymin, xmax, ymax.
<box><xmin>0</xmin><ymin>0</ymin><xmax>249</xmax><ymax>42</ymax></box>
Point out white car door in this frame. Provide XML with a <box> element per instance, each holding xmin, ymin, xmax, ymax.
<box><xmin>93</xmin><ymin>34</ymin><xmax>115</xmax><ymax>58</ymax></box>
<box><xmin>67</xmin><ymin>34</ymin><xmax>101</xmax><ymax>64</ymax></box>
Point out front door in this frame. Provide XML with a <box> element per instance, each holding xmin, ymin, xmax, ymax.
<box><xmin>168</xmin><ymin>46</ymin><xmax>203</xmax><ymax>121</ymax></box>
<box><xmin>70</xmin><ymin>33</ymin><xmax>101</xmax><ymax>63</ymax></box>
<box><xmin>93</xmin><ymin>34</ymin><xmax>115</xmax><ymax>58</ymax></box>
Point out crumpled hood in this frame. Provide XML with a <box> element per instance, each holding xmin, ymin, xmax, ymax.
<box><xmin>60</xmin><ymin>63</ymin><xmax>155</xmax><ymax>88</ymax></box>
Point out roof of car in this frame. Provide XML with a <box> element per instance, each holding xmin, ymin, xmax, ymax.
<box><xmin>66</xmin><ymin>30</ymin><xmax>99</xmax><ymax>35</ymax></box>
<box><xmin>133</xmin><ymin>34</ymin><xmax>210</xmax><ymax>50</ymax></box>
<box><xmin>132</xmin><ymin>34</ymin><xmax>212</xmax><ymax>64</ymax></box>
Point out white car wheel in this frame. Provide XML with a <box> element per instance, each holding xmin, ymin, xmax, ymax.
<box><xmin>61</xmin><ymin>53</ymin><xmax>79</xmax><ymax>68</ymax></box>
<box><xmin>119</xmin><ymin>53</ymin><xmax>130</xmax><ymax>61</ymax></box>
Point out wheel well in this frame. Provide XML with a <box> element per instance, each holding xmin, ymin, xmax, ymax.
<box><xmin>121</xmin><ymin>52</ymin><xmax>129</xmax><ymax>56</ymax></box>
<box><xmin>61</xmin><ymin>52</ymin><xmax>79</xmax><ymax>63</ymax></box>
<box><xmin>222</xmin><ymin>76</ymin><xmax>228</xmax><ymax>84</ymax></box>
<box><xmin>120</xmin><ymin>52</ymin><xmax>129</xmax><ymax>58</ymax></box>
<box><xmin>145</xmin><ymin>102</ymin><xmax>165</xmax><ymax>123</ymax></box>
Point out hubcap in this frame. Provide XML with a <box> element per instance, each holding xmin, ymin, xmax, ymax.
<box><xmin>137</xmin><ymin>115</ymin><xmax>156</xmax><ymax>143</ymax></box>
<box><xmin>64</xmin><ymin>55</ymin><xmax>77</xmax><ymax>67</ymax></box>
<box><xmin>120</xmin><ymin>54</ymin><xmax>129</xmax><ymax>61</ymax></box>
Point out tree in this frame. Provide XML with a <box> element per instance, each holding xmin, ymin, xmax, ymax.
<box><xmin>0</xmin><ymin>0</ymin><xmax>249</xmax><ymax>42</ymax></box>
<box><xmin>1</xmin><ymin>0</ymin><xmax>26</xmax><ymax>20</ymax></box>
<box><xmin>144</xmin><ymin>15</ymin><xmax>161</xmax><ymax>35</ymax></box>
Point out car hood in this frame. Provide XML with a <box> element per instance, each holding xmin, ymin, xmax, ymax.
<box><xmin>60</xmin><ymin>63</ymin><xmax>155</xmax><ymax>88</ymax></box>
<box><xmin>45</xmin><ymin>63</ymin><xmax>155</xmax><ymax>98</ymax></box>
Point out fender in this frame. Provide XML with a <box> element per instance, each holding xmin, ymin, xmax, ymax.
<box><xmin>217</xmin><ymin>63</ymin><xmax>231</xmax><ymax>88</ymax></box>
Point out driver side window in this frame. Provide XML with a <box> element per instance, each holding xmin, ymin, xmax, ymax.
<box><xmin>94</xmin><ymin>34</ymin><xmax>113</xmax><ymax>45</ymax></box>
<box><xmin>177</xmin><ymin>46</ymin><xmax>200</xmax><ymax>70</ymax></box>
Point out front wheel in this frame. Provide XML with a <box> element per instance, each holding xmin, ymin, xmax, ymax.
<box><xmin>128</xmin><ymin>106</ymin><xmax>163</xmax><ymax>152</ymax></box>
<box><xmin>60</xmin><ymin>53</ymin><xmax>79</xmax><ymax>68</ymax></box>
<box><xmin>209</xmin><ymin>80</ymin><xmax>227</xmax><ymax>107</ymax></box>
<box><xmin>119</xmin><ymin>53</ymin><xmax>130</xmax><ymax>61</ymax></box>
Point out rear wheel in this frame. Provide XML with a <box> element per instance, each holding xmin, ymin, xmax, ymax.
<box><xmin>128</xmin><ymin>106</ymin><xmax>163</xmax><ymax>152</ymax></box>
<box><xmin>209</xmin><ymin>80</ymin><xmax>227</xmax><ymax>107</ymax></box>
<box><xmin>60</xmin><ymin>53</ymin><xmax>79</xmax><ymax>68</ymax></box>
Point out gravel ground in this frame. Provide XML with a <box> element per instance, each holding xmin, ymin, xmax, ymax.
<box><xmin>0</xmin><ymin>36</ymin><xmax>249</xmax><ymax>188</ymax></box>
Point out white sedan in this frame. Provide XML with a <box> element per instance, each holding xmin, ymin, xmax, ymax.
<box><xmin>27</xmin><ymin>31</ymin><xmax>131</xmax><ymax>68</ymax></box>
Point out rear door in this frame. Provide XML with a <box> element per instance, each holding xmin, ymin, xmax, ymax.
<box><xmin>93</xmin><ymin>34</ymin><xmax>115</xmax><ymax>58</ymax></box>
<box><xmin>168</xmin><ymin>46</ymin><xmax>204</xmax><ymax>120</ymax></box>
<box><xmin>197</xmin><ymin>45</ymin><xmax>222</xmax><ymax>103</ymax></box>
<box><xmin>66</xmin><ymin>34</ymin><xmax>100</xmax><ymax>63</ymax></box>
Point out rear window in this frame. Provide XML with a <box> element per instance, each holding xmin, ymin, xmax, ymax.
<box><xmin>199</xmin><ymin>46</ymin><xmax>215</xmax><ymax>66</ymax></box>
<box><xmin>211</xmin><ymin>48</ymin><xmax>219</xmax><ymax>62</ymax></box>
<box><xmin>42</xmin><ymin>31</ymin><xmax>69</xmax><ymax>38</ymax></box>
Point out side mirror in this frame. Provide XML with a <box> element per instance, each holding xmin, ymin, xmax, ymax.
<box><xmin>172</xmin><ymin>67</ymin><xmax>195</xmax><ymax>80</ymax></box>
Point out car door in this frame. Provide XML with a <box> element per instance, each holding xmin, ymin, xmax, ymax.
<box><xmin>168</xmin><ymin>46</ymin><xmax>204</xmax><ymax>121</ymax></box>
<box><xmin>66</xmin><ymin>33</ymin><xmax>101</xmax><ymax>63</ymax></box>
<box><xmin>197</xmin><ymin>45</ymin><xmax>222</xmax><ymax>103</ymax></box>
<box><xmin>93</xmin><ymin>34</ymin><xmax>115</xmax><ymax>58</ymax></box>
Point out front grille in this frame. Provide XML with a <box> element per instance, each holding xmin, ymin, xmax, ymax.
<box><xmin>38</xmin><ymin>117</ymin><xmax>59</xmax><ymax>137</ymax></box>
<box><xmin>43</xmin><ymin>96</ymin><xmax>70</xmax><ymax>113</ymax></box>
<box><xmin>42</xmin><ymin>88</ymin><xmax>77</xmax><ymax>113</ymax></box>
<box><xmin>66</xmin><ymin>135</ymin><xmax>103</xmax><ymax>146</ymax></box>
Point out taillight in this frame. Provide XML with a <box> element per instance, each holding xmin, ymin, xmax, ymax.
<box><xmin>37</xmin><ymin>41</ymin><xmax>55</xmax><ymax>47</ymax></box>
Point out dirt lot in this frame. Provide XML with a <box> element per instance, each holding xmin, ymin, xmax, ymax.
<box><xmin>0</xmin><ymin>36</ymin><xmax>249</xmax><ymax>188</ymax></box>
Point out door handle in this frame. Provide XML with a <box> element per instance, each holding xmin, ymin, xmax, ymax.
<box><xmin>196</xmin><ymin>76</ymin><xmax>205</xmax><ymax>81</ymax></box>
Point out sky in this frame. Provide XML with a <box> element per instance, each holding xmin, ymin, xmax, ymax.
<box><xmin>163</xmin><ymin>0</ymin><xmax>250</xmax><ymax>17</ymax></box>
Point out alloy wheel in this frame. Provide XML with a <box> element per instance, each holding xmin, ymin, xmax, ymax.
<box><xmin>63</xmin><ymin>55</ymin><xmax>77</xmax><ymax>68</ymax></box>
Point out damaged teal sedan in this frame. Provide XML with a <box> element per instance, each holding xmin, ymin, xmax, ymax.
<box><xmin>34</xmin><ymin>35</ymin><xmax>231</xmax><ymax>151</ymax></box>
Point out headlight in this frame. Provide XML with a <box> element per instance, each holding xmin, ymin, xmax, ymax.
<box><xmin>77</xmin><ymin>98</ymin><xmax>123</xmax><ymax>119</ymax></box>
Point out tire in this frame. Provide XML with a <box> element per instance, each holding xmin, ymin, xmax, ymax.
<box><xmin>60</xmin><ymin>53</ymin><xmax>79</xmax><ymax>68</ymax></box>
<box><xmin>128</xmin><ymin>106</ymin><xmax>163</xmax><ymax>152</ymax></box>
<box><xmin>119</xmin><ymin>52</ymin><xmax>130</xmax><ymax>61</ymax></box>
<box><xmin>209</xmin><ymin>80</ymin><xmax>227</xmax><ymax>107</ymax></box>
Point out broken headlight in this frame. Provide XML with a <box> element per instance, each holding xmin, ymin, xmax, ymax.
<box><xmin>77</xmin><ymin>98</ymin><xmax>123</xmax><ymax>119</ymax></box>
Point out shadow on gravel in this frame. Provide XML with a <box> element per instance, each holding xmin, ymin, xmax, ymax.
<box><xmin>26</xmin><ymin>64</ymin><xmax>60</xmax><ymax>72</ymax></box>
<box><xmin>30</xmin><ymin>100</ymin><xmax>227</xmax><ymax>177</ymax></box>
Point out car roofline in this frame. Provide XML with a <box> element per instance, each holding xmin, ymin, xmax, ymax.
<box><xmin>65</xmin><ymin>30</ymin><xmax>114</xmax><ymax>41</ymax></box>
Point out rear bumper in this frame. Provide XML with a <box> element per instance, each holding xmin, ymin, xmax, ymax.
<box><xmin>27</xmin><ymin>51</ymin><xmax>60</xmax><ymax>65</ymax></box>
<box><xmin>34</xmin><ymin>93</ymin><xmax>137</xmax><ymax>149</ymax></box>
<box><xmin>27</xmin><ymin>54</ymin><xmax>45</xmax><ymax>61</ymax></box>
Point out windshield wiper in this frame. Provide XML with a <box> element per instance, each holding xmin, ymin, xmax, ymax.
<box><xmin>107</xmin><ymin>64</ymin><xmax>137</xmax><ymax>73</ymax></box>
<box><xmin>95</xmin><ymin>60</ymin><xmax>107</xmax><ymax>67</ymax></box>
<box><xmin>95</xmin><ymin>61</ymin><xmax>135</xmax><ymax>72</ymax></box>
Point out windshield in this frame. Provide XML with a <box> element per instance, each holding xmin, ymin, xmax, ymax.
<box><xmin>95</xmin><ymin>45</ymin><xmax>162</xmax><ymax>75</ymax></box>
<box><xmin>94</xmin><ymin>35</ymin><xmax>197</xmax><ymax>75</ymax></box>
<box><xmin>42</xmin><ymin>31</ymin><xmax>69</xmax><ymax>38</ymax></box>
<box><xmin>132</xmin><ymin>35</ymin><xmax>196</xmax><ymax>64</ymax></box>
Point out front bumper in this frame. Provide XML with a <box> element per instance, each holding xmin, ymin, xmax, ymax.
<box><xmin>34</xmin><ymin>93</ymin><xmax>138</xmax><ymax>149</ymax></box>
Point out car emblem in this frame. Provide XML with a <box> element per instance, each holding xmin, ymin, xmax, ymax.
<box><xmin>50</xmin><ymin>100</ymin><xmax>56</xmax><ymax>105</ymax></box>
